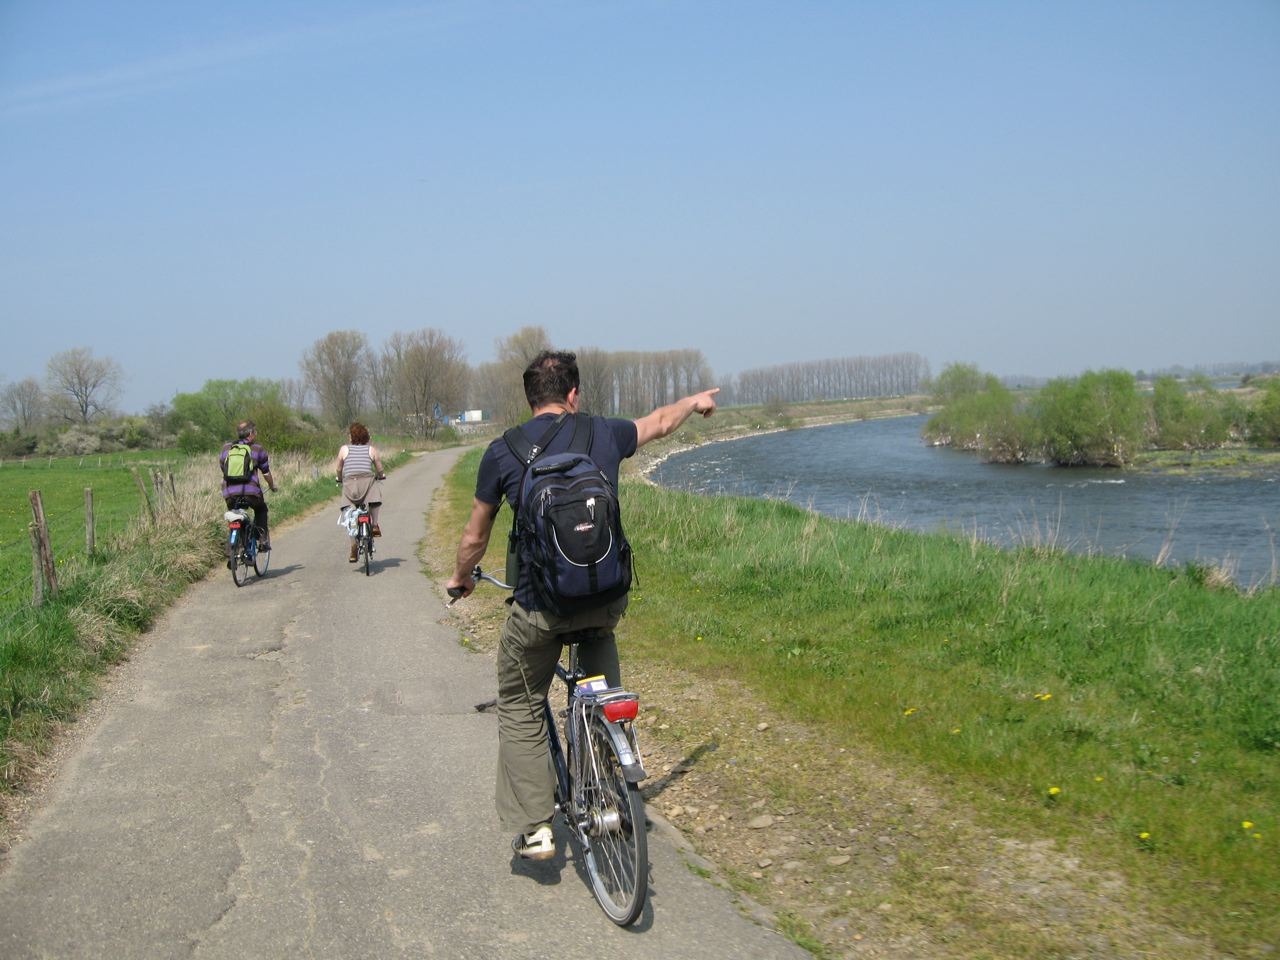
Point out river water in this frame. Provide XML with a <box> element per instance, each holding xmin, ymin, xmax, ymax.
<box><xmin>650</xmin><ymin>415</ymin><xmax>1280</xmax><ymax>588</ymax></box>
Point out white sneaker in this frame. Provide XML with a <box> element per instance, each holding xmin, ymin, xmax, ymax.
<box><xmin>513</xmin><ymin>823</ymin><xmax>554</xmax><ymax>860</ymax></box>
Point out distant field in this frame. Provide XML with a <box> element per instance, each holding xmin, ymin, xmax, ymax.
<box><xmin>0</xmin><ymin>452</ymin><xmax>193</xmax><ymax>623</ymax></box>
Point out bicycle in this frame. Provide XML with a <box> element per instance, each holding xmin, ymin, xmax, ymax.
<box><xmin>337</xmin><ymin>475</ymin><xmax>384</xmax><ymax>576</ymax></box>
<box><xmin>347</xmin><ymin>499</ymin><xmax>375</xmax><ymax>575</ymax></box>
<box><xmin>225</xmin><ymin>496</ymin><xmax>270</xmax><ymax>587</ymax></box>
<box><xmin>449</xmin><ymin>566</ymin><xmax>649</xmax><ymax>926</ymax></box>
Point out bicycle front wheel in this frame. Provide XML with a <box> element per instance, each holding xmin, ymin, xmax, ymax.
<box><xmin>363</xmin><ymin>535</ymin><xmax>371</xmax><ymax>575</ymax></box>
<box><xmin>253</xmin><ymin>545</ymin><xmax>270</xmax><ymax>576</ymax></box>
<box><xmin>578</xmin><ymin>717</ymin><xmax>648</xmax><ymax>925</ymax></box>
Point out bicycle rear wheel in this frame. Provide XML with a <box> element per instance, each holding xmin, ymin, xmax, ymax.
<box><xmin>578</xmin><ymin>716</ymin><xmax>648</xmax><ymax>925</ymax></box>
<box><xmin>230</xmin><ymin>549</ymin><xmax>249</xmax><ymax>587</ymax></box>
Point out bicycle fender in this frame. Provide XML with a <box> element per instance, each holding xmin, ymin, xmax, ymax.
<box><xmin>601</xmin><ymin>718</ymin><xmax>646</xmax><ymax>782</ymax></box>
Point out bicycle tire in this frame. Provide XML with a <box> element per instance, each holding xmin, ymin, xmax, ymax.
<box><xmin>230</xmin><ymin>550</ymin><xmax>249</xmax><ymax>587</ymax></box>
<box><xmin>577</xmin><ymin>715</ymin><xmax>648</xmax><ymax>925</ymax></box>
<box><xmin>363</xmin><ymin>534</ymin><xmax>371</xmax><ymax>576</ymax></box>
<box><xmin>253</xmin><ymin>544</ymin><xmax>270</xmax><ymax>577</ymax></box>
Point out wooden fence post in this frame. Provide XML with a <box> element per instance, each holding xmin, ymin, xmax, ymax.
<box><xmin>151</xmin><ymin>469</ymin><xmax>166</xmax><ymax>512</ymax></box>
<box><xmin>132</xmin><ymin>467</ymin><xmax>155</xmax><ymax>524</ymax></box>
<box><xmin>29</xmin><ymin>523</ymin><xmax>45</xmax><ymax>606</ymax></box>
<box><xmin>28</xmin><ymin>490</ymin><xmax>58</xmax><ymax>600</ymax></box>
<box><xmin>85</xmin><ymin>486</ymin><xmax>95</xmax><ymax>556</ymax></box>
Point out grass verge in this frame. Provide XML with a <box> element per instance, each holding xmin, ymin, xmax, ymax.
<box><xmin>428</xmin><ymin>441</ymin><xmax>1278</xmax><ymax>958</ymax></box>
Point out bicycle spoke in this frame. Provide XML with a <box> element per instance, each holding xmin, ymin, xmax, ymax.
<box><xmin>577</xmin><ymin>715</ymin><xmax>647</xmax><ymax>925</ymax></box>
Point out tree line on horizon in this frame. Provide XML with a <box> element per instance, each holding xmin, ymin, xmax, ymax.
<box><xmin>925</xmin><ymin>363</ymin><xmax>1280</xmax><ymax>467</ymax></box>
<box><xmin>3</xmin><ymin>336</ymin><xmax>1276</xmax><ymax>461</ymax></box>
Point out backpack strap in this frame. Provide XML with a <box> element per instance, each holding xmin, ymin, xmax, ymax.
<box><xmin>503</xmin><ymin>412</ymin><xmax>571</xmax><ymax>468</ymax></box>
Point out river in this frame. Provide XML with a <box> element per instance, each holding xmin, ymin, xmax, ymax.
<box><xmin>650</xmin><ymin>415</ymin><xmax>1280</xmax><ymax>589</ymax></box>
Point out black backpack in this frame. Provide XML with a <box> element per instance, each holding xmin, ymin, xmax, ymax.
<box><xmin>504</xmin><ymin>413</ymin><xmax>632</xmax><ymax>615</ymax></box>
<box><xmin>222</xmin><ymin>442</ymin><xmax>254</xmax><ymax>483</ymax></box>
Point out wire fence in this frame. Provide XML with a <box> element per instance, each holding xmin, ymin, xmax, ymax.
<box><xmin>0</xmin><ymin>465</ymin><xmax>179</xmax><ymax>634</ymax></box>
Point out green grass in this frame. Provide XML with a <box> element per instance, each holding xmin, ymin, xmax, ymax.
<box><xmin>433</xmin><ymin>445</ymin><xmax>1279</xmax><ymax>956</ymax></box>
<box><xmin>1</xmin><ymin>452</ymin><xmax>194</xmax><ymax>617</ymax></box>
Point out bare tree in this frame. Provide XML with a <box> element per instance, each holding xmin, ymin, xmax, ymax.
<box><xmin>489</xmin><ymin>326</ymin><xmax>552</xmax><ymax>427</ymax></box>
<box><xmin>1</xmin><ymin>377</ymin><xmax>46</xmax><ymax>432</ymax></box>
<box><xmin>301</xmin><ymin>331</ymin><xmax>369</xmax><ymax>428</ymax></box>
<box><xmin>576</xmin><ymin>347</ymin><xmax>617</xmax><ymax>415</ymax></box>
<box><xmin>385</xmin><ymin>329</ymin><xmax>468</xmax><ymax>436</ymax></box>
<box><xmin>45</xmin><ymin>348</ymin><xmax>123</xmax><ymax>423</ymax></box>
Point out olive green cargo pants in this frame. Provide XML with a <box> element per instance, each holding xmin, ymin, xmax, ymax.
<box><xmin>494</xmin><ymin>596</ymin><xmax>628</xmax><ymax>837</ymax></box>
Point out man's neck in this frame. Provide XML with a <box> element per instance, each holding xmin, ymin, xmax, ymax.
<box><xmin>532</xmin><ymin>402</ymin><xmax>573</xmax><ymax>418</ymax></box>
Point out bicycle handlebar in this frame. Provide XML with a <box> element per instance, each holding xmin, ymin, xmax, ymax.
<box><xmin>447</xmin><ymin>565</ymin><xmax>511</xmax><ymax>602</ymax></box>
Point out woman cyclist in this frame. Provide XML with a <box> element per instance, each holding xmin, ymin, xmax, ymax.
<box><xmin>335</xmin><ymin>422</ymin><xmax>386</xmax><ymax>562</ymax></box>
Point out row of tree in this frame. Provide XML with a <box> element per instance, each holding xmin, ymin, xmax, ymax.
<box><xmin>734</xmin><ymin>352</ymin><xmax>931</xmax><ymax>405</ymax></box>
<box><xmin>924</xmin><ymin>364</ymin><xmax>1280</xmax><ymax>467</ymax></box>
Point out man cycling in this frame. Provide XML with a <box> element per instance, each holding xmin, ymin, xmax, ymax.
<box><xmin>446</xmin><ymin>350</ymin><xmax>718</xmax><ymax>860</ymax></box>
<box><xmin>220</xmin><ymin>419</ymin><xmax>277</xmax><ymax>559</ymax></box>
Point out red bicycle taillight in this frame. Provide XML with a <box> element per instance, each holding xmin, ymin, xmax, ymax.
<box><xmin>228</xmin><ymin>521</ymin><xmax>242</xmax><ymax>530</ymax></box>
<box><xmin>603</xmin><ymin>699</ymin><xmax>638</xmax><ymax>723</ymax></box>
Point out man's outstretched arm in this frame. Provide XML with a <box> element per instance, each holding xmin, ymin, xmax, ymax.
<box><xmin>633</xmin><ymin>388</ymin><xmax>720</xmax><ymax>448</ymax></box>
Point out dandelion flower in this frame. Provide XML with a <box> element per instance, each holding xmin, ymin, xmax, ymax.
<box><xmin>1094</xmin><ymin>776</ymin><xmax>1105</xmax><ymax>783</ymax></box>
<box><xmin>1139</xmin><ymin>832</ymin><xmax>1151</xmax><ymax>840</ymax></box>
<box><xmin>1242</xmin><ymin>821</ymin><xmax>1255</xmax><ymax>830</ymax></box>
<box><xmin>1048</xmin><ymin>786</ymin><xmax>1061</xmax><ymax>796</ymax></box>
<box><xmin>903</xmin><ymin>707</ymin><xmax>917</xmax><ymax>716</ymax></box>
<box><xmin>950</xmin><ymin>727</ymin><xmax>961</xmax><ymax>735</ymax></box>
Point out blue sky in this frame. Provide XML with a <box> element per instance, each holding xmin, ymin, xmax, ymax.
<box><xmin>2</xmin><ymin>0</ymin><xmax>1277</xmax><ymax>413</ymax></box>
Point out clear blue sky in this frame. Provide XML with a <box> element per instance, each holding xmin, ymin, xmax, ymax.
<box><xmin>2</xmin><ymin>1</ymin><xmax>1277</xmax><ymax>413</ymax></box>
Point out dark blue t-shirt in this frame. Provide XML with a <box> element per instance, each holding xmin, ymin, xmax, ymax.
<box><xmin>475</xmin><ymin>413</ymin><xmax>638</xmax><ymax>610</ymax></box>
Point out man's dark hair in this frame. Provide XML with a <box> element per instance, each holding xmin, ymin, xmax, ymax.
<box><xmin>237</xmin><ymin>420</ymin><xmax>256</xmax><ymax>440</ymax></box>
<box><xmin>523</xmin><ymin>351</ymin><xmax>579</xmax><ymax>409</ymax></box>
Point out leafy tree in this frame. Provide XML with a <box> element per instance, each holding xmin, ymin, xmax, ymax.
<box><xmin>1151</xmin><ymin>376</ymin><xmax>1234</xmax><ymax>450</ymax></box>
<box><xmin>923</xmin><ymin>364</ymin><xmax>1036</xmax><ymax>460</ymax></box>
<box><xmin>45</xmin><ymin>348</ymin><xmax>123</xmax><ymax>423</ymax></box>
<box><xmin>171</xmin><ymin>378</ymin><xmax>298</xmax><ymax>452</ymax></box>
<box><xmin>1247</xmin><ymin>377</ymin><xmax>1280</xmax><ymax>445</ymax></box>
<box><xmin>1035</xmin><ymin>369</ymin><xmax>1145</xmax><ymax>466</ymax></box>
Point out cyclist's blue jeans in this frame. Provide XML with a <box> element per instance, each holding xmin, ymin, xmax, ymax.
<box><xmin>495</xmin><ymin>595</ymin><xmax>628</xmax><ymax>837</ymax></box>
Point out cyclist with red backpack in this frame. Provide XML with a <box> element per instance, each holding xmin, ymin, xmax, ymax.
<box><xmin>220</xmin><ymin>419</ymin><xmax>277</xmax><ymax>557</ymax></box>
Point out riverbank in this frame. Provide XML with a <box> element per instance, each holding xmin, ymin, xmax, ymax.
<box><xmin>635</xmin><ymin>393</ymin><xmax>1280</xmax><ymax>483</ymax></box>
<box><xmin>630</xmin><ymin>394</ymin><xmax>932</xmax><ymax>480</ymax></box>
<box><xmin>431</xmin><ymin>445</ymin><xmax>1278</xmax><ymax>959</ymax></box>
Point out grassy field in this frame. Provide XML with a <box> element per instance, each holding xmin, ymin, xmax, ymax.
<box><xmin>0</xmin><ymin>451</ymin><xmax>193</xmax><ymax>624</ymax></box>
<box><xmin>429</xmin><ymin>438</ymin><xmax>1279</xmax><ymax>958</ymax></box>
